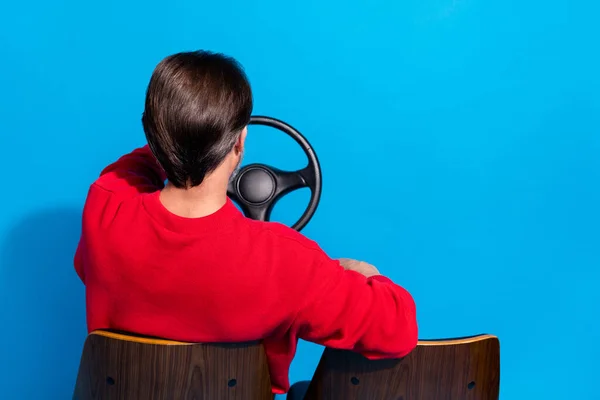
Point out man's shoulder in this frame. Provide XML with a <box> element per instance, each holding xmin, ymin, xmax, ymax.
<box><xmin>244</xmin><ymin>219</ymin><xmax>323</xmax><ymax>253</ymax></box>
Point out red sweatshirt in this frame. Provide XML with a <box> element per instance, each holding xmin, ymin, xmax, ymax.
<box><xmin>74</xmin><ymin>145</ymin><xmax>418</xmax><ymax>394</ymax></box>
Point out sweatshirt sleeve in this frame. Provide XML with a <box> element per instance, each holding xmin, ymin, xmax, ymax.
<box><xmin>291</xmin><ymin>256</ymin><xmax>418</xmax><ymax>359</ymax></box>
<box><xmin>74</xmin><ymin>238</ymin><xmax>85</xmax><ymax>283</ymax></box>
<box><xmin>74</xmin><ymin>145</ymin><xmax>166</xmax><ymax>284</ymax></box>
<box><xmin>94</xmin><ymin>145</ymin><xmax>167</xmax><ymax>197</ymax></box>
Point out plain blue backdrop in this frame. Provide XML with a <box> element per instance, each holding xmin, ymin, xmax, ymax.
<box><xmin>1</xmin><ymin>0</ymin><xmax>599</xmax><ymax>398</ymax></box>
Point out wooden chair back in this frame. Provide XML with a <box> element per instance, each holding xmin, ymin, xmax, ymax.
<box><xmin>73</xmin><ymin>330</ymin><xmax>273</xmax><ymax>400</ymax></box>
<box><xmin>303</xmin><ymin>334</ymin><xmax>500</xmax><ymax>400</ymax></box>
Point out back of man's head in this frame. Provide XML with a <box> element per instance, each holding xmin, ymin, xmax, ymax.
<box><xmin>142</xmin><ymin>50</ymin><xmax>253</xmax><ymax>188</ymax></box>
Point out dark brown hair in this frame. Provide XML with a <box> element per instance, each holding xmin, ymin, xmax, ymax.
<box><xmin>142</xmin><ymin>50</ymin><xmax>253</xmax><ymax>188</ymax></box>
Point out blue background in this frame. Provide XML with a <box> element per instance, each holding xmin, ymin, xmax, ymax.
<box><xmin>1</xmin><ymin>0</ymin><xmax>599</xmax><ymax>399</ymax></box>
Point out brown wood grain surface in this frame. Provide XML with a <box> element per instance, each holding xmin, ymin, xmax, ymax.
<box><xmin>302</xmin><ymin>335</ymin><xmax>500</xmax><ymax>400</ymax></box>
<box><xmin>73</xmin><ymin>330</ymin><xmax>273</xmax><ymax>400</ymax></box>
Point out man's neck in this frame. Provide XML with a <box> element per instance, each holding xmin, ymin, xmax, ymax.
<box><xmin>159</xmin><ymin>173</ymin><xmax>229</xmax><ymax>219</ymax></box>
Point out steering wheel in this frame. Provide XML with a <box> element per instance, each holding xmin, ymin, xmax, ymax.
<box><xmin>227</xmin><ymin>116</ymin><xmax>322</xmax><ymax>231</ymax></box>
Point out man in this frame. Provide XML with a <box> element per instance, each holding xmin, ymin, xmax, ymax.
<box><xmin>74</xmin><ymin>50</ymin><xmax>418</xmax><ymax>395</ymax></box>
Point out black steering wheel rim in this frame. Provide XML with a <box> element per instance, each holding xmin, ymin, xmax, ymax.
<box><xmin>227</xmin><ymin>116</ymin><xmax>322</xmax><ymax>231</ymax></box>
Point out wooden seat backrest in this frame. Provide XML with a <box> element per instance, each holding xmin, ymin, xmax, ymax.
<box><xmin>73</xmin><ymin>330</ymin><xmax>273</xmax><ymax>400</ymax></box>
<box><xmin>303</xmin><ymin>334</ymin><xmax>500</xmax><ymax>400</ymax></box>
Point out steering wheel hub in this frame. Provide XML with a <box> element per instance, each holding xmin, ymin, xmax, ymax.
<box><xmin>237</xmin><ymin>167</ymin><xmax>276</xmax><ymax>204</ymax></box>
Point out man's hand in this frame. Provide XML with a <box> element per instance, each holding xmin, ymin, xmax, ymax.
<box><xmin>338</xmin><ymin>258</ymin><xmax>381</xmax><ymax>278</ymax></box>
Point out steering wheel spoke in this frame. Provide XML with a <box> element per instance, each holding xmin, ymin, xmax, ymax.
<box><xmin>271</xmin><ymin>167</ymin><xmax>310</xmax><ymax>199</ymax></box>
<box><xmin>242</xmin><ymin>203</ymin><xmax>271</xmax><ymax>222</ymax></box>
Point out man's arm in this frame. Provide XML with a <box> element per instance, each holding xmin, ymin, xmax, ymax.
<box><xmin>94</xmin><ymin>145</ymin><xmax>167</xmax><ymax>196</ymax></box>
<box><xmin>74</xmin><ymin>239</ymin><xmax>85</xmax><ymax>283</ymax></box>
<box><xmin>291</xmin><ymin>253</ymin><xmax>418</xmax><ymax>358</ymax></box>
<box><xmin>74</xmin><ymin>145</ymin><xmax>166</xmax><ymax>284</ymax></box>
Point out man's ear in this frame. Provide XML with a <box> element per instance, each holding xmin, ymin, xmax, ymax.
<box><xmin>234</xmin><ymin>127</ymin><xmax>247</xmax><ymax>155</ymax></box>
